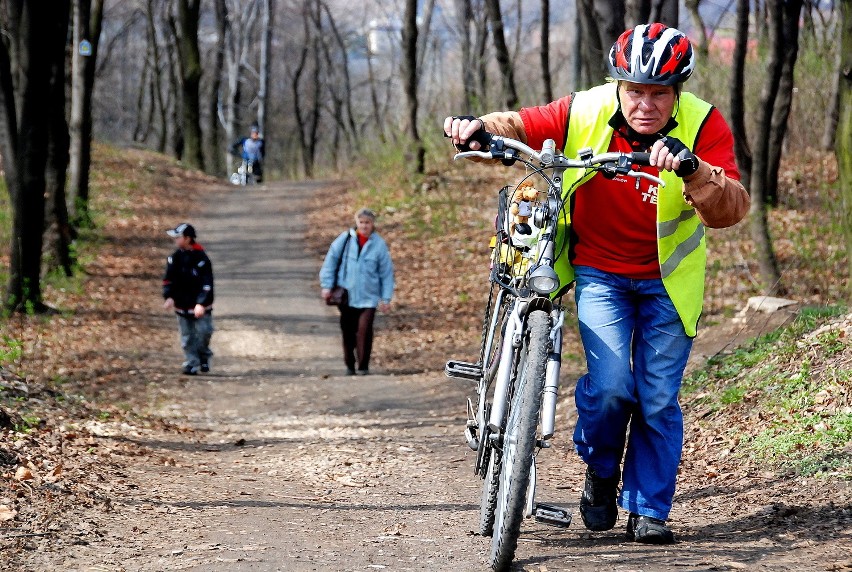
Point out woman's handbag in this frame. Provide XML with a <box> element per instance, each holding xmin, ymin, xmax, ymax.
<box><xmin>326</xmin><ymin>233</ymin><xmax>352</xmax><ymax>306</ymax></box>
<box><xmin>327</xmin><ymin>285</ymin><xmax>348</xmax><ymax>306</ymax></box>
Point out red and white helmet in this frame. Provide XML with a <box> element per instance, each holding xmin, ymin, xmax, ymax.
<box><xmin>608</xmin><ymin>23</ymin><xmax>695</xmax><ymax>85</ymax></box>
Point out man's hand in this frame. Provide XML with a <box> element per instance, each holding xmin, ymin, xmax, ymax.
<box><xmin>378</xmin><ymin>301</ymin><xmax>391</xmax><ymax>313</ymax></box>
<box><xmin>321</xmin><ymin>288</ymin><xmax>331</xmax><ymax>302</ymax></box>
<box><xmin>164</xmin><ymin>298</ymin><xmax>174</xmax><ymax>310</ymax></box>
<box><xmin>650</xmin><ymin>136</ymin><xmax>699</xmax><ymax>177</ymax></box>
<box><xmin>193</xmin><ymin>304</ymin><xmax>206</xmax><ymax>318</ymax></box>
<box><xmin>443</xmin><ymin>116</ymin><xmax>492</xmax><ymax>152</ymax></box>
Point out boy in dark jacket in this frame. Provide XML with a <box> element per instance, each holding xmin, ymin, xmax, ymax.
<box><xmin>162</xmin><ymin>223</ymin><xmax>214</xmax><ymax>375</ymax></box>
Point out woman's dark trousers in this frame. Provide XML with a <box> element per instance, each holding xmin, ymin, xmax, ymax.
<box><xmin>339</xmin><ymin>305</ymin><xmax>376</xmax><ymax>372</ymax></box>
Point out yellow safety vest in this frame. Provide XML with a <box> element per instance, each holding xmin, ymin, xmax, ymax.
<box><xmin>555</xmin><ymin>82</ymin><xmax>713</xmax><ymax>337</ymax></box>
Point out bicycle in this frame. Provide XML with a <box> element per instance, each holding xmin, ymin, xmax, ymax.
<box><xmin>444</xmin><ymin>134</ymin><xmax>664</xmax><ymax>571</ymax></box>
<box><xmin>229</xmin><ymin>158</ymin><xmax>259</xmax><ymax>186</ymax></box>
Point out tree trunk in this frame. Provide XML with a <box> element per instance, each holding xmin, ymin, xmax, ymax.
<box><xmin>402</xmin><ymin>0</ymin><xmax>424</xmax><ymax>175</ymax></box>
<box><xmin>577</xmin><ymin>0</ymin><xmax>625</xmax><ymax>90</ymax></box>
<box><xmin>730</xmin><ymin>0</ymin><xmax>752</xmax><ymax>190</ymax></box>
<box><xmin>630</xmin><ymin>0</ymin><xmax>678</xmax><ymax>25</ymax></box>
<box><xmin>483</xmin><ymin>0</ymin><xmax>518</xmax><ymax>109</ymax></box>
<box><xmin>224</xmin><ymin>0</ymin><xmax>259</xmax><ymax>175</ymax></box>
<box><xmin>473</xmin><ymin>6</ymin><xmax>488</xmax><ymax>105</ymax></box>
<box><xmin>205</xmin><ymin>0</ymin><xmax>226</xmax><ymax>176</ymax></box>
<box><xmin>0</xmin><ymin>1</ymin><xmax>64</xmax><ymax>313</ymax></box>
<box><xmin>685</xmin><ymin>0</ymin><xmax>708</xmax><ymax>59</ymax></box>
<box><xmin>454</xmin><ymin>0</ymin><xmax>476</xmax><ymax>111</ymax></box>
<box><xmin>144</xmin><ymin>0</ymin><xmax>168</xmax><ymax>153</ymax></box>
<box><xmin>68</xmin><ymin>0</ymin><xmax>104</xmax><ymax>228</ymax></box>
<box><xmin>837</xmin><ymin>0</ymin><xmax>852</xmax><ymax>303</ymax></box>
<box><xmin>257</xmin><ymin>0</ymin><xmax>273</xmax><ymax>139</ymax></box>
<box><xmin>541</xmin><ymin>0</ymin><xmax>553</xmax><ymax>103</ymax></box>
<box><xmin>174</xmin><ymin>0</ymin><xmax>204</xmax><ymax>170</ymax></box>
<box><xmin>765</xmin><ymin>0</ymin><xmax>803</xmax><ymax>206</ymax></box>
<box><xmin>749</xmin><ymin>0</ymin><xmax>784</xmax><ymax>294</ymax></box>
<box><xmin>45</xmin><ymin>1</ymin><xmax>75</xmax><ymax>278</ymax></box>
<box><xmin>165</xmin><ymin>15</ymin><xmax>184</xmax><ymax>160</ymax></box>
<box><xmin>291</xmin><ymin>3</ymin><xmax>318</xmax><ymax>178</ymax></box>
<box><xmin>822</xmin><ymin>44</ymin><xmax>842</xmax><ymax>150</ymax></box>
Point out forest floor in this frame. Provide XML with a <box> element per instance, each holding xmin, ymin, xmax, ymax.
<box><xmin>0</xmin><ymin>147</ymin><xmax>850</xmax><ymax>571</ymax></box>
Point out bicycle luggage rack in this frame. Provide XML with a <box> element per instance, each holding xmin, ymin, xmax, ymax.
<box><xmin>445</xmin><ymin>360</ymin><xmax>482</xmax><ymax>381</ymax></box>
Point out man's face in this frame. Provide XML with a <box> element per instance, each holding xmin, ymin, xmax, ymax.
<box><xmin>251</xmin><ymin>131</ymin><xmax>259</xmax><ymax>139</ymax></box>
<box><xmin>618</xmin><ymin>82</ymin><xmax>677</xmax><ymax>135</ymax></box>
<box><xmin>356</xmin><ymin>216</ymin><xmax>375</xmax><ymax>236</ymax></box>
<box><xmin>173</xmin><ymin>235</ymin><xmax>192</xmax><ymax>249</ymax></box>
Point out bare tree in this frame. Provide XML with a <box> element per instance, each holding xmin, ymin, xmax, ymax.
<box><xmin>257</xmin><ymin>0</ymin><xmax>274</xmax><ymax>136</ymax></box>
<box><xmin>765</xmin><ymin>0</ymin><xmax>804</xmax><ymax>205</ymax></box>
<box><xmin>223</xmin><ymin>0</ymin><xmax>260</xmax><ymax>173</ymax></box>
<box><xmin>290</xmin><ymin>1</ymin><xmax>320</xmax><ymax>177</ymax></box>
<box><xmin>0</xmin><ymin>1</ymin><xmax>69</xmax><ymax>312</ymax></box>
<box><xmin>45</xmin><ymin>2</ymin><xmax>74</xmax><ymax>278</ymax></box>
<box><xmin>144</xmin><ymin>0</ymin><xmax>168</xmax><ymax>152</ymax></box>
<box><xmin>484</xmin><ymin>0</ymin><xmax>518</xmax><ymax>108</ymax></box>
<box><xmin>749</xmin><ymin>0</ymin><xmax>784</xmax><ymax>294</ymax></box>
<box><xmin>684</xmin><ymin>0</ymin><xmax>708</xmax><ymax>59</ymax></box>
<box><xmin>453</xmin><ymin>0</ymin><xmax>476</xmax><ymax>111</ymax></box>
<box><xmin>68</xmin><ymin>0</ymin><xmax>104</xmax><ymax>227</ymax></box>
<box><xmin>838</xmin><ymin>0</ymin><xmax>852</xmax><ymax>302</ymax></box>
<box><xmin>541</xmin><ymin>0</ymin><xmax>553</xmax><ymax>102</ymax></box>
<box><xmin>822</xmin><ymin>40</ymin><xmax>842</xmax><ymax>150</ymax></box>
<box><xmin>174</xmin><ymin>0</ymin><xmax>205</xmax><ymax>170</ymax></box>
<box><xmin>205</xmin><ymin>0</ymin><xmax>227</xmax><ymax>175</ymax></box>
<box><xmin>629</xmin><ymin>0</ymin><xmax>678</xmax><ymax>26</ymax></box>
<box><xmin>576</xmin><ymin>0</ymin><xmax>625</xmax><ymax>89</ymax></box>
<box><xmin>402</xmin><ymin>0</ymin><xmax>425</xmax><ymax>174</ymax></box>
<box><xmin>730</xmin><ymin>0</ymin><xmax>752</xmax><ymax>190</ymax></box>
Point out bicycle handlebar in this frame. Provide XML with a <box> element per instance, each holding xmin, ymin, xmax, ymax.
<box><xmin>453</xmin><ymin>135</ymin><xmax>665</xmax><ymax>187</ymax></box>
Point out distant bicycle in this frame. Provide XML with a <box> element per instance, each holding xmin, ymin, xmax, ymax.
<box><xmin>229</xmin><ymin>159</ymin><xmax>260</xmax><ymax>186</ymax></box>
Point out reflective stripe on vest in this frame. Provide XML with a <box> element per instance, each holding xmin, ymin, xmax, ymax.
<box><xmin>556</xmin><ymin>82</ymin><xmax>713</xmax><ymax>337</ymax></box>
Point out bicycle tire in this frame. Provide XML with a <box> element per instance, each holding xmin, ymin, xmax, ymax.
<box><xmin>489</xmin><ymin>309</ymin><xmax>550</xmax><ymax>571</ymax></box>
<box><xmin>478</xmin><ymin>443</ymin><xmax>501</xmax><ymax>536</ymax></box>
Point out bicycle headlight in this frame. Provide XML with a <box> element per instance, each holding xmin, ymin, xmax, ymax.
<box><xmin>528</xmin><ymin>265</ymin><xmax>560</xmax><ymax>295</ymax></box>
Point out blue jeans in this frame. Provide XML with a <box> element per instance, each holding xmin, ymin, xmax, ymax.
<box><xmin>176</xmin><ymin>313</ymin><xmax>214</xmax><ymax>369</ymax></box>
<box><xmin>572</xmin><ymin>265</ymin><xmax>693</xmax><ymax>521</ymax></box>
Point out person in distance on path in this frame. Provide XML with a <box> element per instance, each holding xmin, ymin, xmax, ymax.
<box><xmin>163</xmin><ymin>223</ymin><xmax>215</xmax><ymax>376</ymax></box>
<box><xmin>320</xmin><ymin>208</ymin><xmax>395</xmax><ymax>376</ymax></box>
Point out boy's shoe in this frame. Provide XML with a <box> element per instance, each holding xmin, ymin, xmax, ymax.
<box><xmin>200</xmin><ymin>362</ymin><xmax>210</xmax><ymax>373</ymax></box>
<box><xmin>182</xmin><ymin>365</ymin><xmax>199</xmax><ymax>375</ymax></box>
<box><xmin>579</xmin><ymin>466</ymin><xmax>620</xmax><ymax>531</ymax></box>
<box><xmin>626</xmin><ymin>513</ymin><xmax>675</xmax><ymax>544</ymax></box>
<box><xmin>356</xmin><ymin>369</ymin><xmax>369</xmax><ymax>376</ymax></box>
<box><xmin>346</xmin><ymin>368</ymin><xmax>357</xmax><ymax>376</ymax></box>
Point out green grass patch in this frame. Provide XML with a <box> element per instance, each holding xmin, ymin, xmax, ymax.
<box><xmin>684</xmin><ymin>305</ymin><xmax>851</xmax><ymax>477</ymax></box>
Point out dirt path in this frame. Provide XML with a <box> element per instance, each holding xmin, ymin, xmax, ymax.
<box><xmin>14</xmin><ymin>181</ymin><xmax>850</xmax><ymax>572</ymax></box>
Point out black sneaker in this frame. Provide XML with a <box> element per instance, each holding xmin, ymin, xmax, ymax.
<box><xmin>579</xmin><ymin>466</ymin><xmax>620</xmax><ymax>531</ymax></box>
<box><xmin>356</xmin><ymin>369</ymin><xmax>369</xmax><ymax>376</ymax></box>
<box><xmin>346</xmin><ymin>368</ymin><xmax>357</xmax><ymax>376</ymax></box>
<box><xmin>200</xmin><ymin>362</ymin><xmax>210</xmax><ymax>373</ymax></box>
<box><xmin>182</xmin><ymin>365</ymin><xmax>199</xmax><ymax>375</ymax></box>
<box><xmin>626</xmin><ymin>513</ymin><xmax>675</xmax><ymax>544</ymax></box>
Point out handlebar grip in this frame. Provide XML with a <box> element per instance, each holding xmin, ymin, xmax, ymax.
<box><xmin>631</xmin><ymin>152</ymin><xmax>651</xmax><ymax>166</ymax></box>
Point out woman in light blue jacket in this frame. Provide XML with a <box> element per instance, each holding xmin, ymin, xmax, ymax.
<box><xmin>320</xmin><ymin>208</ymin><xmax>395</xmax><ymax>375</ymax></box>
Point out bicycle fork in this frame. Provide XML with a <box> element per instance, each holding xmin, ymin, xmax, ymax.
<box><xmin>488</xmin><ymin>306</ymin><xmax>564</xmax><ymax>437</ymax></box>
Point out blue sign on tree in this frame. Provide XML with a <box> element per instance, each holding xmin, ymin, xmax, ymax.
<box><xmin>79</xmin><ymin>40</ymin><xmax>92</xmax><ymax>57</ymax></box>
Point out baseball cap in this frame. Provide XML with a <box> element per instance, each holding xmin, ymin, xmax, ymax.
<box><xmin>166</xmin><ymin>222</ymin><xmax>196</xmax><ymax>238</ymax></box>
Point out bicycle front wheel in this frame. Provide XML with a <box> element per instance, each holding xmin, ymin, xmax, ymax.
<box><xmin>489</xmin><ymin>309</ymin><xmax>550</xmax><ymax>571</ymax></box>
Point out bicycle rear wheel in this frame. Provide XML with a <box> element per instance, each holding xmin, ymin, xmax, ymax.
<box><xmin>489</xmin><ymin>309</ymin><xmax>550</xmax><ymax>571</ymax></box>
